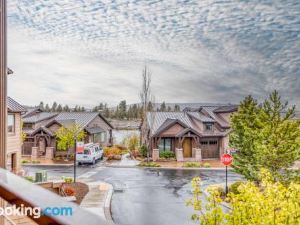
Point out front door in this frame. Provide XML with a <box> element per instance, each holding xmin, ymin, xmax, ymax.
<box><xmin>183</xmin><ymin>138</ymin><xmax>192</xmax><ymax>158</ymax></box>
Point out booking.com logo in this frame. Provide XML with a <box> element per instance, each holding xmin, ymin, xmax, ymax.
<box><xmin>0</xmin><ymin>204</ymin><xmax>73</xmax><ymax>219</ymax></box>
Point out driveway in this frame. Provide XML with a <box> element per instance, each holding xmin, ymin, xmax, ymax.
<box><xmin>23</xmin><ymin>165</ymin><xmax>242</xmax><ymax>225</ymax></box>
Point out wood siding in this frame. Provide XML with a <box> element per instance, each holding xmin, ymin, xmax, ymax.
<box><xmin>86</xmin><ymin>115</ymin><xmax>111</xmax><ymax>145</ymax></box>
<box><xmin>161</xmin><ymin>123</ymin><xmax>184</xmax><ymax>136</ymax></box>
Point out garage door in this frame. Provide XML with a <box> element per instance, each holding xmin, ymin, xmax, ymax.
<box><xmin>200</xmin><ymin>139</ymin><xmax>219</xmax><ymax>159</ymax></box>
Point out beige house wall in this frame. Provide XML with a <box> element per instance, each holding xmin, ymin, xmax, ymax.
<box><xmin>7</xmin><ymin>112</ymin><xmax>22</xmax><ymax>172</ymax></box>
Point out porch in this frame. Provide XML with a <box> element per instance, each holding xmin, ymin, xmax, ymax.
<box><xmin>151</xmin><ymin>134</ymin><xmax>222</xmax><ymax>162</ymax></box>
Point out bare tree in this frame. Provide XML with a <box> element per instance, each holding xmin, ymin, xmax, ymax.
<box><xmin>140</xmin><ymin>66</ymin><xmax>155</xmax><ymax>162</ymax></box>
<box><xmin>140</xmin><ymin>66</ymin><xmax>152</xmax><ymax>119</ymax></box>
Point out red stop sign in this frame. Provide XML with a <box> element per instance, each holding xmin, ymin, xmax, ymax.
<box><xmin>221</xmin><ymin>154</ymin><xmax>233</xmax><ymax>166</ymax></box>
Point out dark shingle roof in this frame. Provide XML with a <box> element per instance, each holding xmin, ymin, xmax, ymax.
<box><xmin>7</xmin><ymin>97</ymin><xmax>27</xmax><ymax>113</ymax></box>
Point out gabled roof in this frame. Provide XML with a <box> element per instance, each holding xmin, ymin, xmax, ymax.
<box><xmin>175</xmin><ymin>127</ymin><xmax>202</xmax><ymax>137</ymax></box>
<box><xmin>147</xmin><ymin>112</ymin><xmax>194</xmax><ymax>136</ymax></box>
<box><xmin>85</xmin><ymin>127</ymin><xmax>105</xmax><ymax>134</ymax></box>
<box><xmin>31</xmin><ymin>126</ymin><xmax>55</xmax><ymax>137</ymax></box>
<box><xmin>22</xmin><ymin>107</ymin><xmax>43</xmax><ymax>118</ymax></box>
<box><xmin>7</xmin><ymin>97</ymin><xmax>27</xmax><ymax>113</ymax></box>
<box><xmin>200</xmin><ymin>106</ymin><xmax>230</xmax><ymax>128</ymax></box>
<box><xmin>153</xmin><ymin>118</ymin><xmax>189</xmax><ymax>136</ymax></box>
<box><xmin>54</xmin><ymin>112</ymin><xmax>113</xmax><ymax>129</ymax></box>
<box><xmin>22</xmin><ymin>112</ymin><xmax>58</xmax><ymax>123</ymax></box>
<box><xmin>187</xmin><ymin>112</ymin><xmax>215</xmax><ymax>123</ymax></box>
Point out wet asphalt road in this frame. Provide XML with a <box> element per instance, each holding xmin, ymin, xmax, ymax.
<box><xmin>23</xmin><ymin>165</ymin><xmax>242</xmax><ymax>225</ymax></box>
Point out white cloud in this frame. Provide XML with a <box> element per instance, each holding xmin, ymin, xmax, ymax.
<box><xmin>7</xmin><ymin>0</ymin><xmax>300</xmax><ymax>107</ymax></box>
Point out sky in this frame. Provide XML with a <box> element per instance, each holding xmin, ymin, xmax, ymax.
<box><xmin>7</xmin><ymin>0</ymin><xmax>300</xmax><ymax>108</ymax></box>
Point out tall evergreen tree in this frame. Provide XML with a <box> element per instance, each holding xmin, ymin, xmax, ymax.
<box><xmin>39</xmin><ymin>101</ymin><xmax>44</xmax><ymax>110</ymax></box>
<box><xmin>45</xmin><ymin>104</ymin><xmax>50</xmax><ymax>112</ymax></box>
<box><xmin>160</xmin><ymin>102</ymin><xmax>166</xmax><ymax>112</ymax></box>
<box><xmin>57</xmin><ymin>104</ymin><xmax>63</xmax><ymax>112</ymax></box>
<box><xmin>63</xmin><ymin>105</ymin><xmax>70</xmax><ymax>112</ymax></box>
<box><xmin>51</xmin><ymin>102</ymin><xmax>57</xmax><ymax>112</ymax></box>
<box><xmin>174</xmin><ymin>104</ymin><xmax>180</xmax><ymax>111</ymax></box>
<box><xmin>230</xmin><ymin>91</ymin><xmax>300</xmax><ymax>182</ymax></box>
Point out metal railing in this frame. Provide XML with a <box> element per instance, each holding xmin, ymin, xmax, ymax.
<box><xmin>0</xmin><ymin>168</ymin><xmax>112</xmax><ymax>225</ymax></box>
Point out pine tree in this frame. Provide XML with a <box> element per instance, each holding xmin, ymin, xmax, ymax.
<box><xmin>230</xmin><ymin>91</ymin><xmax>300</xmax><ymax>182</ymax></box>
<box><xmin>160</xmin><ymin>102</ymin><xmax>166</xmax><ymax>112</ymax></box>
<box><xmin>51</xmin><ymin>102</ymin><xmax>57</xmax><ymax>112</ymax></box>
<box><xmin>45</xmin><ymin>104</ymin><xmax>50</xmax><ymax>112</ymax></box>
<box><xmin>57</xmin><ymin>104</ymin><xmax>63</xmax><ymax>112</ymax></box>
<box><xmin>174</xmin><ymin>104</ymin><xmax>180</xmax><ymax>111</ymax></box>
<box><xmin>39</xmin><ymin>101</ymin><xmax>44</xmax><ymax>110</ymax></box>
<box><xmin>63</xmin><ymin>105</ymin><xmax>70</xmax><ymax>112</ymax></box>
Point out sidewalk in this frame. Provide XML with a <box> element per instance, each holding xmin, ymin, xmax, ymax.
<box><xmin>80</xmin><ymin>181</ymin><xmax>114</xmax><ymax>223</ymax></box>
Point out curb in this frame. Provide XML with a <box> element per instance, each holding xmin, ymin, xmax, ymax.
<box><xmin>22</xmin><ymin>163</ymin><xmax>74</xmax><ymax>167</ymax></box>
<box><xmin>106</xmin><ymin>165</ymin><xmax>233</xmax><ymax>171</ymax></box>
<box><xmin>80</xmin><ymin>181</ymin><xmax>115</xmax><ymax>224</ymax></box>
<box><xmin>104</xmin><ymin>183</ymin><xmax>114</xmax><ymax>223</ymax></box>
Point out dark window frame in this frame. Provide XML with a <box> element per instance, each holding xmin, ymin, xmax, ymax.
<box><xmin>8</xmin><ymin>113</ymin><xmax>15</xmax><ymax>134</ymax></box>
<box><xmin>204</xmin><ymin>122</ymin><xmax>214</xmax><ymax>131</ymax></box>
<box><xmin>159</xmin><ymin>138</ymin><xmax>172</xmax><ymax>152</ymax></box>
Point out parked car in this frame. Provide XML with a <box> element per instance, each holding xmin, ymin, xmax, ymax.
<box><xmin>76</xmin><ymin>143</ymin><xmax>103</xmax><ymax>165</ymax></box>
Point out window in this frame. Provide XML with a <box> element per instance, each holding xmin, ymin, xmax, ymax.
<box><xmin>23</xmin><ymin>123</ymin><xmax>33</xmax><ymax>129</ymax></box>
<box><xmin>209</xmin><ymin>140</ymin><xmax>218</xmax><ymax>145</ymax></box>
<box><xmin>159</xmin><ymin>138</ymin><xmax>172</xmax><ymax>152</ymax></box>
<box><xmin>100</xmin><ymin>132</ymin><xmax>107</xmax><ymax>142</ymax></box>
<box><xmin>8</xmin><ymin>114</ymin><xmax>15</xmax><ymax>133</ymax></box>
<box><xmin>204</xmin><ymin>123</ymin><xmax>213</xmax><ymax>131</ymax></box>
<box><xmin>200</xmin><ymin>141</ymin><xmax>208</xmax><ymax>145</ymax></box>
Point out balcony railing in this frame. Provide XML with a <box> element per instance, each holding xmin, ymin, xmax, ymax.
<box><xmin>0</xmin><ymin>168</ymin><xmax>112</xmax><ymax>225</ymax></box>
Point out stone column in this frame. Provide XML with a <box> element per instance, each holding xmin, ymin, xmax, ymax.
<box><xmin>152</xmin><ymin>149</ymin><xmax>159</xmax><ymax>161</ymax></box>
<box><xmin>31</xmin><ymin>147</ymin><xmax>38</xmax><ymax>160</ymax></box>
<box><xmin>175</xmin><ymin>148</ymin><xmax>184</xmax><ymax>162</ymax></box>
<box><xmin>194</xmin><ymin>148</ymin><xmax>202</xmax><ymax>161</ymax></box>
<box><xmin>45</xmin><ymin>147</ymin><xmax>54</xmax><ymax>160</ymax></box>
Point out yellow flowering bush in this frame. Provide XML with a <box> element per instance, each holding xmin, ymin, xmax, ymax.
<box><xmin>187</xmin><ymin>169</ymin><xmax>300</xmax><ymax>225</ymax></box>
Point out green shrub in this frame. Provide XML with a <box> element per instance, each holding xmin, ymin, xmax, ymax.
<box><xmin>159</xmin><ymin>151</ymin><xmax>175</xmax><ymax>159</ymax></box>
<box><xmin>31</xmin><ymin>160</ymin><xmax>40</xmax><ymax>164</ymax></box>
<box><xmin>138</xmin><ymin>162</ymin><xmax>160</xmax><ymax>167</ymax></box>
<box><xmin>183</xmin><ymin>162</ymin><xmax>202</xmax><ymax>168</ymax></box>
<box><xmin>139</xmin><ymin>145</ymin><xmax>148</xmax><ymax>157</ymax></box>
<box><xmin>203</xmin><ymin>162</ymin><xmax>211</xmax><ymax>168</ymax></box>
<box><xmin>24</xmin><ymin>176</ymin><xmax>34</xmax><ymax>182</ymax></box>
<box><xmin>62</xmin><ymin>176</ymin><xmax>74</xmax><ymax>183</ymax></box>
<box><xmin>21</xmin><ymin>159</ymin><xmax>29</xmax><ymax>164</ymax></box>
<box><xmin>229</xmin><ymin>181</ymin><xmax>244</xmax><ymax>195</ymax></box>
<box><xmin>54</xmin><ymin>156</ymin><xmax>62</xmax><ymax>161</ymax></box>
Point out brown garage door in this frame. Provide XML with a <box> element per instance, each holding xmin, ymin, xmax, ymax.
<box><xmin>200</xmin><ymin>139</ymin><xmax>219</xmax><ymax>159</ymax></box>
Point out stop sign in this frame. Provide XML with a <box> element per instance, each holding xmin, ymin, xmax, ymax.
<box><xmin>221</xmin><ymin>154</ymin><xmax>233</xmax><ymax>166</ymax></box>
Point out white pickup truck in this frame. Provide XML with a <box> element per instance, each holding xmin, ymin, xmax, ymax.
<box><xmin>76</xmin><ymin>143</ymin><xmax>103</xmax><ymax>165</ymax></box>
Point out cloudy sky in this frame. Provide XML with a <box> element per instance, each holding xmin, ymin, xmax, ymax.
<box><xmin>7</xmin><ymin>0</ymin><xmax>300</xmax><ymax>108</ymax></box>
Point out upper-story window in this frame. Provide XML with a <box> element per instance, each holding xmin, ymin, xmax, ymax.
<box><xmin>8</xmin><ymin>114</ymin><xmax>15</xmax><ymax>133</ymax></box>
<box><xmin>23</xmin><ymin>123</ymin><xmax>33</xmax><ymax>129</ymax></box>
<box><xmin>204</xmin><ymin>123</ymin><xmax>213</xmax><ymax>131</ymax></box>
